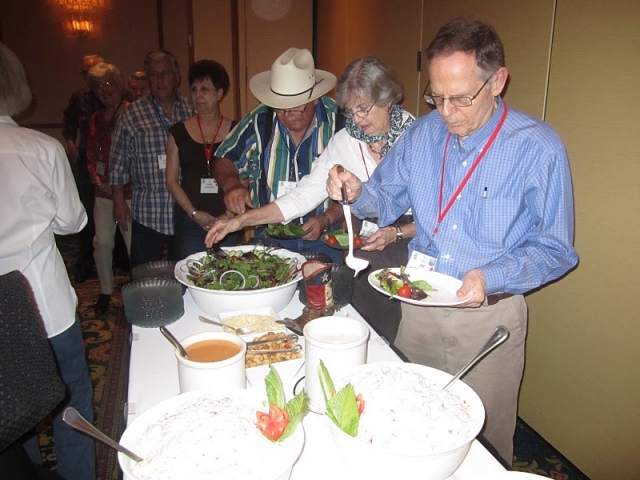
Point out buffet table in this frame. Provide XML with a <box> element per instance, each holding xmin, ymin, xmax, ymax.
<box><xmin>124</xmin><ymin>291</ymin><xmax>507</xmax><ymax>479</ymax></box>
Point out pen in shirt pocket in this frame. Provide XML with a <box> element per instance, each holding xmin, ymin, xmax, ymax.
<box><xmin>482</xmin><ymin>187</ymin><xmax>488</xmax><ymax>199</ymax></box>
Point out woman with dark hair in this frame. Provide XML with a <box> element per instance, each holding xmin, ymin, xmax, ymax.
<box><xmin>166</xmin><ymin>59</ymin><xmax>238</xmax><ymax>258</ymax></box>
<box><xmin>86</xmin><ymin>62</ymin><xmax>131</xmax><ymax>314</ymax></box>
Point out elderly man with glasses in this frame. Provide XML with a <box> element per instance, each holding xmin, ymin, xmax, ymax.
<box><xmin>328</xmin><ymin>18</ymin><xmax>578</xmax><ymax>465</ymax></box>
<box><xmin>212</xmin><ymin>48</ymin><xmax>344</xmax><ymax>264</ymax></box>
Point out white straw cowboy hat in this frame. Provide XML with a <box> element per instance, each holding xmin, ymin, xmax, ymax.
<box><xmin>249</xmin><ymin>48</ymin><xmax>336</xmax><ymax>109</ymax></box>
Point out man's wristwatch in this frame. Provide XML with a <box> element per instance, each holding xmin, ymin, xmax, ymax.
<box><xmin>394</xmin><ymin>225</ymin><xmax>403</xmax><ymax>243</ymax></box>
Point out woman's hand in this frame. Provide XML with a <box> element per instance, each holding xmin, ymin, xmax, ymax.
<box><xmin>327</xmin><ymin>165</ymin><xmax>362</xmax><ymax>203</ymax></box>
<box><xmin>97</xmin><ymin>181</ymin><xmax>112</xmax><ymax>197</ymax></box>
<box><xmin>192</xmin><ymin>211</ymin><xmax>217</xmax><ymax>231</ymax></box>
<box><xmin>361</xmin><ymin>226</ymin><xmax>396</xmax><ymax>251</ymax></box>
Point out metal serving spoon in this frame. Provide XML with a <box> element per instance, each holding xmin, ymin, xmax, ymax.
<box><xmin>198</xmin><ymin>315</ymin><xmax>253</xmax><ymax>335</ymax></box>
<box><xmin>159</xmin><ymin>326</ymin><xmax>190</xmax><ymax>358</ymax></box>
<box><xmin>62</xmin><ymin>407</ymin><xmax>144</xmax><ymax>463</ymax></box>
<box><xmin>442</xmin><ymin>325</ymin><xmax>509</xmax><ymax>391</ymax></box>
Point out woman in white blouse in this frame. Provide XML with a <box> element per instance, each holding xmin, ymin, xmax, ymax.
<box><xmin>206</xmin><ymin>56</ymin><xmax>415</xmax><ymax>342</ymax></box>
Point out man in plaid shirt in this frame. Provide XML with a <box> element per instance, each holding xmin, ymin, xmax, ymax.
<box><xmin>110</xmin><ymin>50</ymin><xmax>194</xmax><ymax>269</ymax></box>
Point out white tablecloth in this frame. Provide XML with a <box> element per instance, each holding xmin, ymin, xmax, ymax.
<box><xmin>124</xmin><ymin>291</ymin><xmax>506</xmax><ymax>479</ymax></box>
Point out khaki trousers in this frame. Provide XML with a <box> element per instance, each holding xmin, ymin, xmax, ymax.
<box><xmin>395</xmin><ymin>294</ymin><xmax>527</xmax><ymax>465</ymax></box>
<box><xmin>93</xmin><ymin>197</ymin><xmax>131</xmax><ymax>295</ymax></box>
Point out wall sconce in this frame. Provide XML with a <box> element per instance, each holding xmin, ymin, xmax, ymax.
<box><xmin>47</xmin><ymin>0</ymin><xmax>111</xmax><ymax>37</ymax></box>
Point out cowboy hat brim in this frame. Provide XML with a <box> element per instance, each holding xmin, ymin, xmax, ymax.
<box><xmin>249</xmin><ymin>69</ymin><xmax>337</xmax><ymax>109</ymax></box>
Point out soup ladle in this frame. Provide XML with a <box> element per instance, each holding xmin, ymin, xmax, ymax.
<box><xmin>63</xmin><ymin>407</ymin><xmax>144</xmax><ymax>463</ymax></box>
<box><xmin>160</xmin><ymin>326</ymin><xmax>190</xmax><ymax>358</ymax></box>
<box><xmin>442</xmin><ymin>325</ymin><xmax>509</xmax><ymax>391</ymax></box>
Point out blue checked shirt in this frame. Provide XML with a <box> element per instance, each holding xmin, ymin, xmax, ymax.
<box><xmin>352</xmin><ymin>98</ymin><xmax>579</xmax><ymax>294</ymax></box>
<box><xmin>109</xmin><ymin>94</ymin><xmax>194</xmax><ymax>235</ymax></box>
<box><xmin>215</xmin><ymin>96</ymin><xmax>339</xmax><ymax>224</ymax></box>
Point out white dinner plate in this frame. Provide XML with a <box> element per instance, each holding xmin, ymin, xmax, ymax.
<box><xmin>368</xmin><ymin>267</ymin><xmax>473</xmax><ymax>307</ymax></box>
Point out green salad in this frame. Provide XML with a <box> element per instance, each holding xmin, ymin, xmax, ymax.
<box><xmin>375</xmin><ymin>266</ymin><xmax>437</xmax><ymax>300</ymax></box>
<box><xmin>186</xmin><ymin>248</ymin><xmax>300</xmax><ymax>291</ymax></box>
<box><xmin>266</xmin><ymin>223</ymin><xmax>307</xmax><ymax>238</ymax></box>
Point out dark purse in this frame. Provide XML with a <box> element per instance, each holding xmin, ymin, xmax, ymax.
<box><xmin>0</xmin><ymin>271</ymin><xmax>66</xmax><ymax>452</ymax></box>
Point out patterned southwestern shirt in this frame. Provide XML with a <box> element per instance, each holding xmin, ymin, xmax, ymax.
<box><xmin>109</xmin><ymin>94</ymin><xmax>194</xmax><ymax>235</ymax></box>
<box><xmin>215</xmin><ymin>96</ymin><xmax>339</xmax><ymax>224</ymax></box>
<box><xmin>352</xmin><ymin>97</ymin><xmax>579</xmax><ymax>294</ymax></box>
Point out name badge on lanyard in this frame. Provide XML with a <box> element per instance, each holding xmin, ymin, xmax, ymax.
<box><xmin>360</xmin><ymin>220</ymin><xmax>379</xmax><ymax>237</ymax></box>
<box><xmin>407</xmin><ymin>250</ymin><xmax>438</xmax><ymax>271</ymax></box>
<box><xmin>157</xmin><ymin>154</ymin><xmax>167</xmax><ymax>170</ymax></box>
<box><xmin>277</xmin><ymin>180</ymin><xmax>297</xmax><ymax>198</ymax></box>
<box><xmin>201</xmin><ymin>178</ymin><xmax>219</xmax><ymax>194</ymax></box>
<box><xmin>96</xmin><ymin>161</ymin><xmax>106</xmax><ymax>176</ymax></box>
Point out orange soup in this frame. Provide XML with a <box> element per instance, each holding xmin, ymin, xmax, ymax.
<box><xmin>186</xmin><ymin>339</ymin><xmax>241</xmax><ymax>363</ymax></box>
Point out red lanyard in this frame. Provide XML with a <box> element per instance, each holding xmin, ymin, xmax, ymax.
<box><xmin>433</xmin><ymin>105</ymin><xmax>508</xmax><ymax>236</ymax></box>
<box><xmin>196</xmin><ymin>114</ymin><xmax>223</xmax><ymax>176</ymax></box>
<box><xmin>358</xmin><ymin>143</ymin><xmax>372</xmax><ymax>179</ymax></box>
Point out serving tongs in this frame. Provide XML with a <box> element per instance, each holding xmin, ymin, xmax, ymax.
<box><xmin>206</xmin><ymin>243</ymin><xmax>228</xmax><ymax>258</ymax></box>
<box><xmin>246</xmin><ymin>344</ymin><xmax>303</xmax><ymax>355</ymax></box>
<box><xmin>246</xmin><ymin>334</ymin><xmax>298</xmax><ymax>347</ymax></box>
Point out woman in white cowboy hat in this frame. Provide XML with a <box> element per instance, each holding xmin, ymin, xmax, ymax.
<box><xmin>206</xmin><ymin>56</ymin><xmax>416</xmax><ymax>342</ymax></box>
<box><xmin>212</xmin><ymin>47</ymin><xmax>345</xmax><ymax>264</ymax></box>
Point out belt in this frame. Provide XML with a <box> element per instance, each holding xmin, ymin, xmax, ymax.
<box><xmin>486</xmin><ymin>293</ymin><xmax>514</xmax><ymax>306</ymax></box>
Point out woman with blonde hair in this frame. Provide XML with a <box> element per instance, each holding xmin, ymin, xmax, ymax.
<box><xmin>86</xmin><ymin>62</ymin><xmax>131</xmax><ymax>314</ymax></box>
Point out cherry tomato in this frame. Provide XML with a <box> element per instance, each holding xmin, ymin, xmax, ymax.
<box><xmin>356</xmin><ymin>393</ymin><xmax>365</xmax><ymax>416</ymax></box>
<box><xmin>396</xmin><ymin>284</ymin><xmax>412</xmax><ymax>298</ymax></box>
<box><xmin>354</xmin><ymin>236</ymin><xmax>363</xmax><ymax>247</ymax></box>
<box><xmin>256</xmin><ymin>403</ymin><xmax>289</xmax><ymax>441</ymax></box>
<box><xmin>326</xmin><ymin>236</ymin><xmax>338</xmax><ymax>246</ymax></box>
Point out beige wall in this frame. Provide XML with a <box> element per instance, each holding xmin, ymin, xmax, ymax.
<box><xmin>522</xmin><ymin>1</ymin><xmax>640</xmax><ymax>478</ymax></box>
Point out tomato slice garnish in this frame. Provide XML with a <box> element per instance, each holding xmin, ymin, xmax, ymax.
<box><xmin>397</xmin><ymin>284</ymin><xmax>412</xmax><ymax>298</ymax></box>
<box><xmin>356</xmin><ymin>393</ymin><xmax>365</xmax><ymax>416</ymax></box>
<box><xmin>256</xmin><ymin>403</ymin><xmax>290</xmax><ymax>441</ymax></box>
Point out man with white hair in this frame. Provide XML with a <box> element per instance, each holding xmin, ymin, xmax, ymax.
<box><xmin>213</xmin><ymin>48</ymin><xmax>344</xmax><ymax>263</ymax></box>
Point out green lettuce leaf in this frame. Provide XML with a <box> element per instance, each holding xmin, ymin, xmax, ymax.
<box><xmin>409</xmin><ymin>279</ymin><xmax>437</xmax><ymax>292</ymax></box>
<box><xmin>278</xmin><ymin>390</ymin><xmax>309</xmax><ymax>442</ymax></box>
<box><xmin>326</xmin><ymin>384</ymin><xmax>360</xmax><ymax>437</ymax></box>
<box><xmin>265</xmin><ymin>364</ymin><xmax>286</xmax><ymax>408</ymax></box>
<box><xmin>317</xmin><ymin>360</ymin><xmax>360</xmax><ymax>437</ymax></box>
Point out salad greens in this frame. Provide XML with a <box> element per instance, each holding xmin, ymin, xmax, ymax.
<box><xmin>263</xmin><ymin>365</ymin><xmax>308</xmax><ymax>442</ymax></box>
<box><xmin>318</xmin><ymin>360</ymin><xmax>361</xmax><ymax>437</ymax></box>
<box><xmin>186</xmin><ymin>248</ymin><xmax>299</xmax><ymax>291</ymax></box>
<box><xmin>375</xmin><ymin>265</ymin><xmax>437</xmax><ymax>300</ymax></box>
<box><xmin>266</xmin><ymin>223</ymin><xmax>307</xmax><ymax>239</ymax></box>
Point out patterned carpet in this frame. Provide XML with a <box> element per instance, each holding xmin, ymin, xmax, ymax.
<box><xmin>35</xmin><ymin>234</ymin><xmax>590</xmax><ymax>480</ymax></box>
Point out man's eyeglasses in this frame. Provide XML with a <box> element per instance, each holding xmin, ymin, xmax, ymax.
<box><xmin>341</xmin><ymin>102</ymin><xmax>375</xmax><ymax>119</ymax></box>
<box><xmin>275</xmin><ymin>104</ymin><xmax>308</xmax><ymax>115</ymax></box>
<box><xmin>423</xmin><ymin>75</ymin><xmax>493</xmax><ymax>107</ymax></box>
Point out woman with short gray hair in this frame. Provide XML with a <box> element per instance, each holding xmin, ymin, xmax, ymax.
<box><xmin>205</xmin><ymin>56</ymin><xmax>415</xmax><ymax>342</ymax></box>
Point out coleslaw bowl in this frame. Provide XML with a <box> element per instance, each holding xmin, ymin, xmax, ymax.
<box><xmin>325</xmin><ymin>362</ymin><xmax>485</xmax><ymax>480</ymax></box>
<box><xmin>174</xmin><ymin>246</ymin><xmax>305</xmax><ymax>316</ymax></box>
<box><xmin>119</xmin><ymin>390</ymin><xmax>304</xmax><ymax>480</ymax></box>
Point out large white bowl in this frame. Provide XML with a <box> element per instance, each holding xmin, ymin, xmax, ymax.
<box><xmin>326</xmin><ymin>362</ymin><xmax>485</xmax><ymax>480</ymax></box>
<box><xmin>174</xmin><ymin>246</ymin><xmax>305</xmax><ymax>316</ymax></box>
<box><xmin>119</xmin><ymin>390</ymin><xmax>304</xmax><ymax>480</ymax></box>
